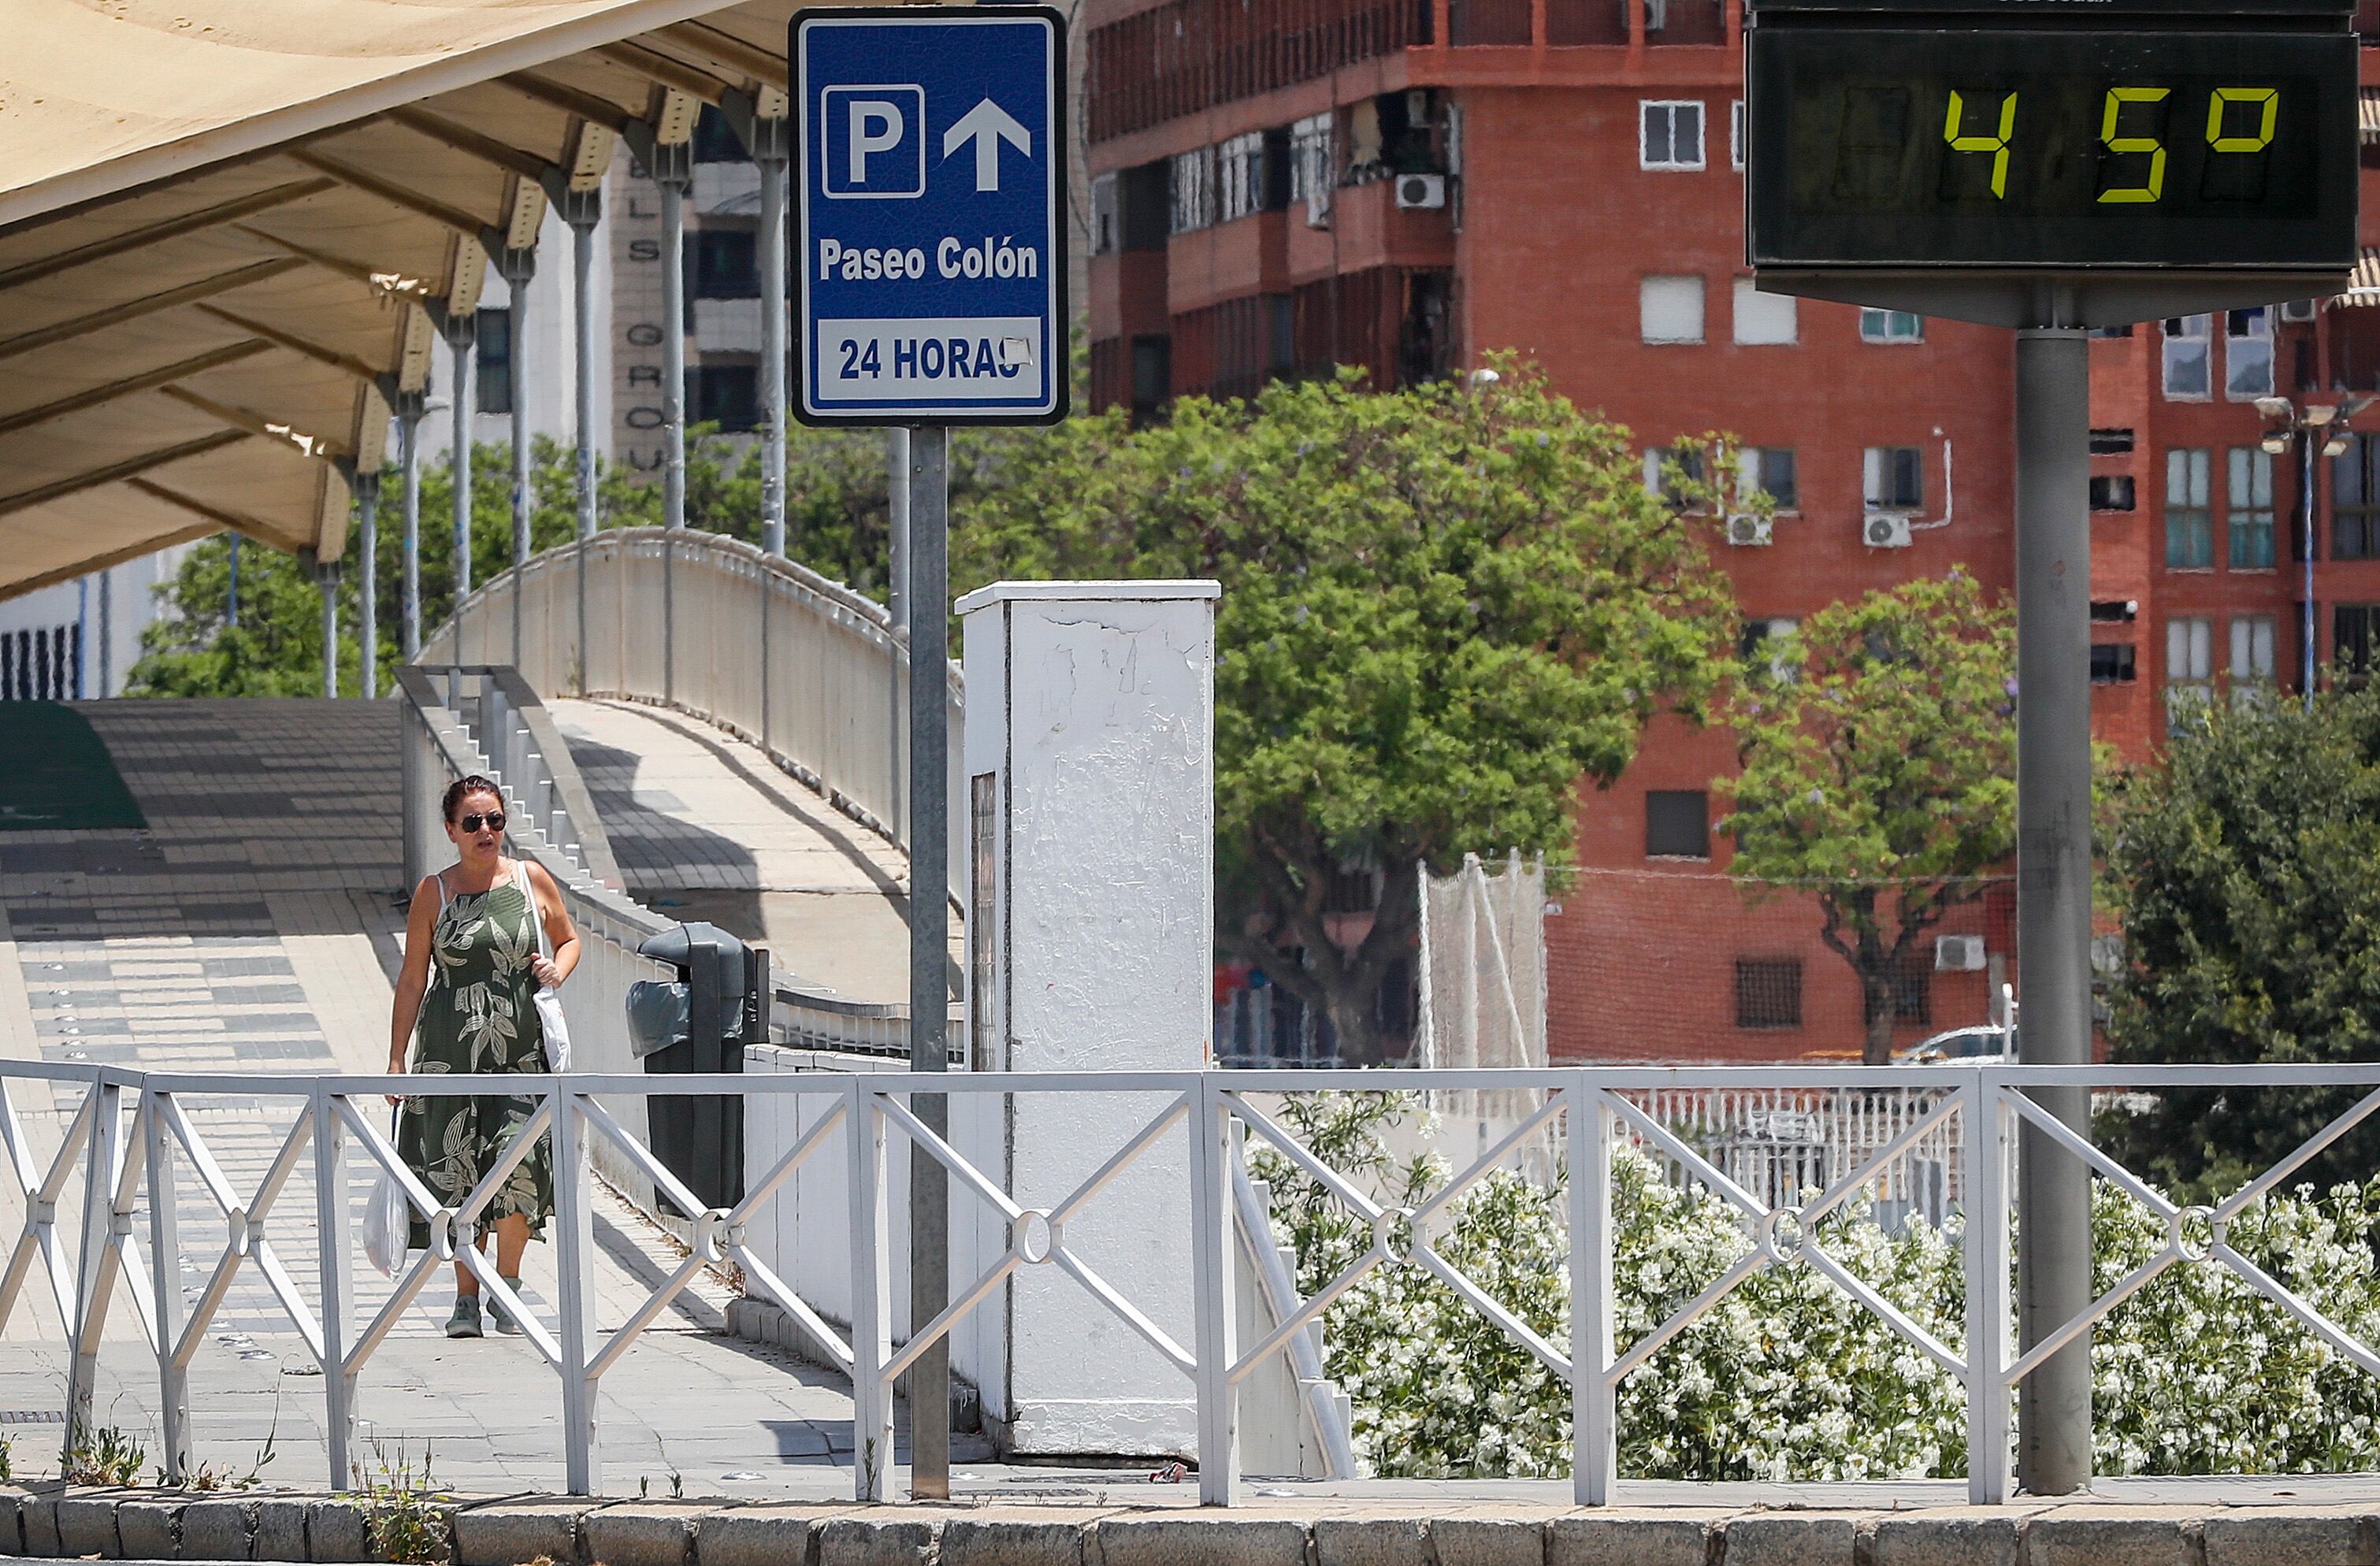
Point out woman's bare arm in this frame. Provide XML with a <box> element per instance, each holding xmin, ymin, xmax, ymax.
<box><xmin>525</xmin><ymin>861</ymin><xmax>582</xmax><ymax>988</ymax></box>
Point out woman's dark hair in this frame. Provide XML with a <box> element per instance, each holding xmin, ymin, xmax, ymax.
<box><xmin>442</xmin><ymin>774</ymin><xmax>503</xmax><ymax>823</ymax></box>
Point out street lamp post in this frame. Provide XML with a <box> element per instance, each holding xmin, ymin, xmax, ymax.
<box><xmin>2256</xmin><ymin>395</ymin><xmax>2358</xmax><ymax>711</ymax></box>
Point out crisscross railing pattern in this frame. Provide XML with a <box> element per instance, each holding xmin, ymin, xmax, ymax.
<box><xmin>3</xmin><ymin>1061</ymin><xmax>2378</xmax><ymax>1505</ymax></box>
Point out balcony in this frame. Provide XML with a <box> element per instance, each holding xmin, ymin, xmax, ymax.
<box><xmin>1421</xmin><ymin>0</ymin><xmax>1736</xmax><ymax>70</ymax></box>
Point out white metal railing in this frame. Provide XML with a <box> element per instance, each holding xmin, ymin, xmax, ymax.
<box><xmin>12</xmin><ymin>1060</ymin><xmax>2380</xmax><ymax>1505</ymax></box>
<box><xmin>418</xmin><ymin>528</ymin><xmax>964</xmax><ymax>892</ymax></box>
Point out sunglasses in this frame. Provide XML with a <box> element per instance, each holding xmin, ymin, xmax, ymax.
<box><xmin>456</xmin><ymin>811</ymin><xmax>507</xmax><ymax>833</ymax></box>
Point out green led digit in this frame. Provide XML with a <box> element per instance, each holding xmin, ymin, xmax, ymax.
<box><xmin>1943</xmin><ymin>89</ymin><xmax>2017</xmax><ymax>198</ymax></box>
<box><xmin>2099</xmin><ymin>86</ymin><xmax>2171</xmax><ymax>203</ymax></box>
<box><xmin>2207</xmin><ymin>87</ymin><xmax>2279</xmax><ymax>153</ymax></box>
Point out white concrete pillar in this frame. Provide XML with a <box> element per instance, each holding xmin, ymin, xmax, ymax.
<box><xmin>952</xmin><ymin>580</ymin><xmax>1220</xmax><ymax>1457</ymax></box>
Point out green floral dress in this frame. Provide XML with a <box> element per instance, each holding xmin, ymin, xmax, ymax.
<box><xmin>399</xmin><ymin>868</ymin><xmax>553</xmax><ymax>1246</ymax></box>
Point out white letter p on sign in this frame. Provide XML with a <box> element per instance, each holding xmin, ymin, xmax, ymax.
<box><xmin>847</xmin><ymin>100</ymin><xmax>904</xmax><ymax>185</ymax></box>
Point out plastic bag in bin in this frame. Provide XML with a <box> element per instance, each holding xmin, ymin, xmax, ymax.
<box><xmin>625</xmin><ymin>979</ymin><xmax>689</xmax><ymax>1059</ymax></box>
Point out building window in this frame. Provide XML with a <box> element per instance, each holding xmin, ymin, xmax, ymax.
<box><xmin>1640</xmin><ymin>275</ymin><xmax>1705</xmax><ymax>343</ymax></box>
<box><xmin>2230</xmin><ymin>615</ymin><xmax>2277</xmax><ymax>703</ymax></box>
<box><xmin>1129</xmin><ymin>335</ymin><xmax>1171</xmax><ymax>426</ymax></box>
<box><xmin>473</xmin><ymin>306</ymin><xmax>512</xmax><ymax>417</ymax></box>
<box><xmin>1091</xmin><ymin>173</ymin><xmax>1119</xmax><ymax>254</ymax></box>
<box><xmin>1866</xmin><ymin>949</ymin><xmax>1933</xmax><ymax>1026</ymax></box>
<box><xmin>1860</xmin><ymin>309</ymin><xmax>1923</xmax><ymax>343</ymax></box>
<box><xmin>1740</xmin><ymin>447</ymin><xmax>1798</xmax><ymax>510</ymax></box>
<box><xmin>2091</xmin><ymin>643</ymin><xmax>2137</xmax><ymax>684</ymax></box>
<box><xmin>1290</xmin><ymin>113</ymin><xmax>1335</xmax><ymax>222</ymax></box>
<box><xmin>2229</xmin><ymin>447</ymin><xmax>2277</xmax><ymax>569</ymax></box>
<box><xmin>2163</xmin><ymin>314</ymin><xmax>2213</xmax><ymax>399</ymax></box>
<box><xmin>1731</xmin><ymin>99</ymin><xmax>1746</xmax><ymax>170</ymax></box>
<box><xmin>691</xmin><ymin>105</ymin><xmax>742</xmax><ymax>164</ymax></box>
<box><xmin>2167</xmin><ymin>615</ymin><xmax>2215</xmax><ymax>712</ymax></box>
<box><xmin>692</xmin><ymin>228</ymin><xmax>759</xmax><ymax>299</ymax></box>
<box><xmin>1643</xmin><ymin>445</ymin><xmax>1706</xmax><ymax>505</ymax></box>
<box><xmin>692</xmin><ymin>362</ymin><xmax>758</xmax><ymax>432</ymax></box>
<box><xmin>2165</xmin><ymin>448</ymin><xmax>2213</xmax><ymax>569</ymax></box>
<box><xmin>2092</xmin><ymin>599</ymin><xmax>2140</xmax><ymax>624</ymax></box>
<box><xmin>1732</xmin><ymin>278</ymin><xmax>1798</xmax><ymax>346</ymax></box>
<box><xmin>2226</xmin><ymin>306</ymin><xmax>2275</xmax><ymax>400</ymax></box>
<box><xmin>1740</xmin><ymin>616</ymin><xmax>1800</xmax><ymax>682</ymax></box>
<box><xmin>1735</xmin><ymin>958</ymin><xmax>1803</xmax><ymax>1030</ymax></box>
<box><xmin>2334</xmin><ymin>433</ymin><xmax>2380</xmax><ymax>560</ymax></box>
<box><xmin>1169</xmin><ymin>145</ymin><xmax>1216</xmax><ymax>234</ymax></box>
<box><xmin>1646</xmin><ymin>789</ymin><xmax>1710</xmax><ymax>859</ymax></box>
<box><xmin>2089</xmin><ymin>475</ymin><xmax>2136</xmax><ymax>512</ymax></box>
<box><xmin>2338</xmin><ymin>605</ymin><xmax>2380</xmax><ymax>681</ymax></box>
<box><xmin>1865</xmin><ymin>446</ymin><xmax>1924</xmax><ymax>511</ymax></box>
<box><xmin>1218</xmin><ymin>130</ymin><xmax>1272</xmax><ymax>223</ymax></box>
<box><xmin>2090</xmin><ymin>428</ymin><xmax>2136</xmax><ymax>455</ymax></box>
<box><xmin>1640</xmin><ymin>101</ymin><xmax>1705</xmax><ymax>170</ymax></box>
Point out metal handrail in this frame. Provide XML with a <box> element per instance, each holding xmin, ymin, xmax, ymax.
<box><xmin>418</xmin><ymin>527</ymin><xmax>964</xmax><ymax>877</ymax></box>
<box><xmin>13</xmin><ymin>1060</ymin><xmax>2380</xmax><ymax>1505</ymax></box>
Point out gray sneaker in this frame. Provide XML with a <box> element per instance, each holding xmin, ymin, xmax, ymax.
<box><xmin>445</xmin><ymin>1294</ymin><xmax>483</xmax><ymax>1339</ymax></box>
<box><xmin>488</xmin><ymin>1281</ymin><xmax>523</xmax><ymax>1336</ymax></box>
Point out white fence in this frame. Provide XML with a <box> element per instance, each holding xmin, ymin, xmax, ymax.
<box><xmin>12</xmin><ymin>1060</ymin><xmax>2380</xmax><ymax>1505</ymax></box>
<box><xmin>419</xmin><ymin>529</ymin><xmax>964</xmax><ymax>899</ymax></box>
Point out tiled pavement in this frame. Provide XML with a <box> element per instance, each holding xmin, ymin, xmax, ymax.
<box><xmin>0</xmin><ymin>700</ymin><xmax>911</xmax><ymax>1497</ymax></box>
<box><xmin>551</xmin><ymin>700</ymin><xmax>949</xmax><ymax>1006</ymax></box>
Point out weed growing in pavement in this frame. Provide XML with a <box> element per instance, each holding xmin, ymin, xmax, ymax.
<box><xmin>61</xmin><ymin>1423</ymin><xmax>147</xmax><ymax>1486</ymax></box>
<box><xmin>176</xmin><ymin>1429</ymin><xmax>277</xmax><ymax>1494</ymax></box>
<box><xmin>354</xmin><ymin>1439</ymin><xmax>451</xmax><ymax>1564</ymax></box>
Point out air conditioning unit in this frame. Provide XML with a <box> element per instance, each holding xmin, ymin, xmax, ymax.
<box><xmin>1725</xmin><ymin>513</ymin><xmax>1773</xmax><ymax>547</ymax></box>
<box><xmin>1864</xmin><ymin>511</ymin><xmax>1914</xmax><ymax>548</ymax></box>
<box><xmin>2282</xmin><ymin>298</ymin><xmax>2319</xmax><ymax>323</ymax></box>
<box><xmin>1936</xmin><ymin>935</ymin><xmax>1987</xmax><ymax>972</ymax></box>
<box><xmin>1395</xmin><ymin>173</ymin><xmax>1446</xmax><ymax>210</ymax></box>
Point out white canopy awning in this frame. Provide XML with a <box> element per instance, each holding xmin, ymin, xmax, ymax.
<box><xmin>0</xmin><ymin>0</ymin><xmax>824</xmax><ymax>600</ymax></box>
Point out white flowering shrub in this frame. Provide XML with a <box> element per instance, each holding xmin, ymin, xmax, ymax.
<box><xmin>1250</xmin><ymin>1092</ymin><xmax>2380</xmax><ymax>1481</ymax></box>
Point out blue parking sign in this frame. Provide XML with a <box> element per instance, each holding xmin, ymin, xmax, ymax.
<box><xmin>793</xmin><ymin>7</ymin><xmax>1067</xmax><ymax>425</ymax></box>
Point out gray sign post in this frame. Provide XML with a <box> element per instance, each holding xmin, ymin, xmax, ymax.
<box><xmin>795</xmin><ymin>6</ymin><xmax>1070</xmax><ymax>1500</ymax></box>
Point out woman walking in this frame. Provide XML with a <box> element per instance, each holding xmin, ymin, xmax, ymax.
<box><xmin>388</xmin><ymin>775</ymin><xmax>580</xmax><ymax>1338</ymax></box>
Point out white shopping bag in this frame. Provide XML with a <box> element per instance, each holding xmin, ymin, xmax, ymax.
<box><xmin>515</xmin><ymin>861</ymin><xmax>572</xmax><ymax>1071</ymax></box>
<box><xmin>362</xmin><ymin>1160</ymin><xmax>408</xmax><ymax>1278</ymax></box>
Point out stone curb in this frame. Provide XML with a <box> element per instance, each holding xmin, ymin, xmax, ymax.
<box><xmin>0</xmin><ymin>1486</ymin><xmax>2370</xmax><ymax>1566</ymax></box>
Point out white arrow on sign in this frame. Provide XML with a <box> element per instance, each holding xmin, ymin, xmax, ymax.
<box><xmin>943</xmin><ymin>98</ymin><xmax>1032</xmax><ymax>193</ymax></box>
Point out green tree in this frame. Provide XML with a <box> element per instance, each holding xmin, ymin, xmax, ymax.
<box><xmin>2103</xmin><ymin>686</ymin><xmax>2380</xmax><ymax>1199</ymax></box>
<box><xmin>954</xmin><ymin>363</ymin><xmax>1735</xmax><ymax>1063</ymax></box>
<box><xmin>1716</xmin><ymin>573</ymin><xmax>2017</xmax><ymax>1066</ymax></box>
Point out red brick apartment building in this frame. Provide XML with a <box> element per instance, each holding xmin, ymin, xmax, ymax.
<box><xmin>1090</xmin><ymin>0</ymin><xmax>2380</xmax><ymax>1064</ymax></box>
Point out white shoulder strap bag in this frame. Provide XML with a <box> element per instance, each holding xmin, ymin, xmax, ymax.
<box><xmin>514</xmin><ymin>859</ymin><xmax>572</xmax><ymax>1071</ymax></box>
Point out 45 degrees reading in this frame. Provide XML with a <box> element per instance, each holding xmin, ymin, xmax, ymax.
<box><xmin>1941</xmin><ymin>86</ymin><xmax>2284</xmax><ymax>203</ymax></box>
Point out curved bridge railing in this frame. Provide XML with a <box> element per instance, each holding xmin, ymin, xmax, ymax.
<box><xmin>420</xmin><ymin>528</ymin><xmax>964</xmax><ymax>894</ymax></box>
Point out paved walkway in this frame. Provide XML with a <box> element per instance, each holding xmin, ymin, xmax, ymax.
<box><xmin>0</xmin><ymin>701</ymin><xmax>947</xmax><ymax>1497</ymax></box>
<box><xmin>550</xmin><ymin>700</ymin><xmax>949</xmax><ymax>1006</ymax></box>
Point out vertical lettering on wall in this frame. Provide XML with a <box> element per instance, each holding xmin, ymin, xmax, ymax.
<box><xmin>610</xmin><ymin>165</ymin><xmax>669</xmax><ymax>473</ymax></box>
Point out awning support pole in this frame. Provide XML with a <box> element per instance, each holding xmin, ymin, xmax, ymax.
<box><xmin>396</xmin><ymin>397</ymin><xmax>425</xmax><ymax>661</ymax></box>
<box><xmin>440</xmin><ymin>313</ymin><xmax>477</xmax><ymax>612</ymax></box>
<box><xmin>500</xmin><ymin>245</ymin><xmax>538</xmax><ymax>670</ymax></box>
<box><xmin>561</xmin><ymin>191</ymin><xmax>602</xmax><ymax>688</ymax></box>
<box><xmin>356</xmin><ymin>470</ymin><xmax>380</xmax><ymax>699</ymax></box>
<box><xmin>759</xmin><ymin>133</ymin><xmax>788</xmax><ymax>558</ymax></box>
<box><xmin>656</xmin><ymin>144</ymin><xmax>691</xmax><ymax>707</ymax></box>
